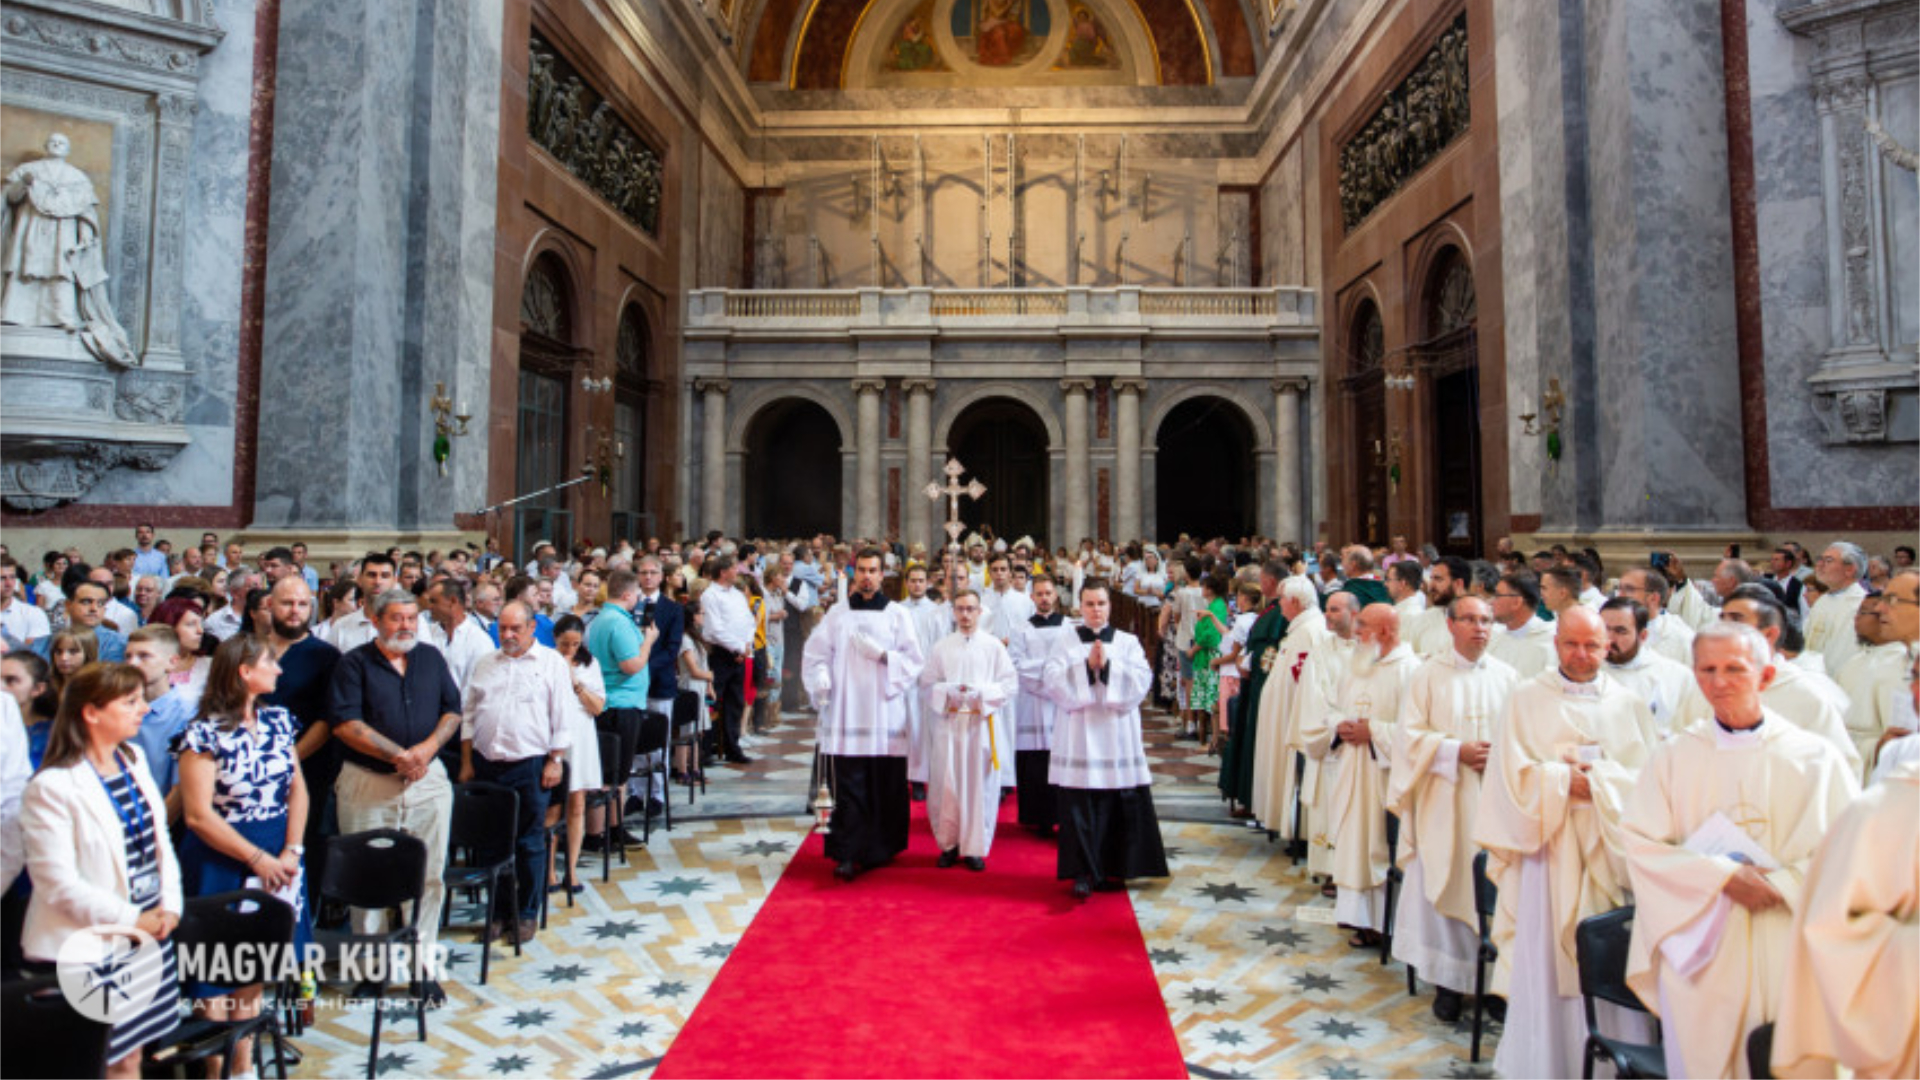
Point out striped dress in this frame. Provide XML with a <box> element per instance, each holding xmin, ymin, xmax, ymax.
<box><xmin>101</xmin><ymin>766</ymin><xmax>180</xmax><ymax>1062</ymax></box>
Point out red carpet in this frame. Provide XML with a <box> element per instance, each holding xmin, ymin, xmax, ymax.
<box><xmin>654</xmin><ymin>798</ymin><xmax>1187</xmax><ymax>1078</ymax></box>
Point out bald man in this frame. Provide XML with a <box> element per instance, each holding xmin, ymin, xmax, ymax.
<box><xmin>1297</xmin><ymin>603</ymin><xmax>1418</xmax><ymax>945</ymax></box>
<box><xmin>1474</xmin><ymin>607</ymin><xmax>1660</xmax><ymax>1078</ymax></box>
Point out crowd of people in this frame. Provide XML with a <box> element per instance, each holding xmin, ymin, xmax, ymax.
<box><xmin>0</xmin><ymin>523</ymin><xmax>1913</xmax><ymax>1078</ymax></box>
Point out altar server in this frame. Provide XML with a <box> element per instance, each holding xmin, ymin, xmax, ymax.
<box><xmin>919</xmin><ymin>590</ymin><xmax>1018</xmax><ymax>870</ymax></box>
<box><xmin>1010</xmin><ymin>575</ymin><xmax>1074</xmax><ymax>834</ymax></box>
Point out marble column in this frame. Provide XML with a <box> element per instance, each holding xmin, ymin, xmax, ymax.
<box><xmin>1061</xmin><ymin>379</ymin><xmax>1093</xmax><ymax>546</ymax></box>
<box><xmin>1113</xmin><ymin>379</ymin><xmax>1145</xmax><ymax>542</ymax></box>
<box><xmin>1273</xmin><ymin>378</ymin><xmax>1307</xmax><ymax>542</ymax></box>
<box><xmin>698</xmin><ymin>379</ymin><xmax>728</xmax><ymax>531</ymax></box>
<box><xmin>854</xmin><ymin>379</ymin><xmax>885</xmax><ymax>539</ymax></box>
<box><xmin>903</xmin><ymin>379</ymin><xmax>935</xmax><ymax>550</ymax></box>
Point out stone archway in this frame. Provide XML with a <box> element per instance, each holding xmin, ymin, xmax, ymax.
<box><xmin>1416</xmin><ymin>246</ymin><xmax>1481</xmax><ymax>556</ymax></box>
<box><xmin>1154</xmin><ymin>396</ymin><xmax>1258</xmax><ymax>541</ymax></box>
<box><xmin>947</xmin><ymin>397</ymin><xmax>1050</xmax><ymax>543</ymax></box>
<box><xmin>744</xmin><ymin>398</ymin><xmax>845</xmax><ymax>538</ymax></box>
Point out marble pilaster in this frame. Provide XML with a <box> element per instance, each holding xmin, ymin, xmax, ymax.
<box><xmin>699</xmin><ymin>378</ymin><xmax>729</xmax><ymax>531</ymax></box>
<box><xmin>1061</xmin><ymin>378</ymin><xmax>1093</xmax><ymax>545</ymax></box>
<box><xmin>903</xmin><ymin>378</ymin><xmax>935</xmax><ymax>550</ymax></box>
<box><xmin>854</xmin><ymin>378</ymin><xmax>884</xmax><ymax>539</ymax></box>
<box><xmin>1113</xmin><ymin>378</ymin><xmax>1144</xmax><ymax>542</ymax></box>
<box><xmin>1272</xmin><ymin>378</ymin><xmax>1306</xmax><ymax>543</ymax></box>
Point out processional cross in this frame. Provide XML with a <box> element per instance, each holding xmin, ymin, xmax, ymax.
<box><xmin>925</xmin><ymin>458</ymin><xmax>986</xmax><ymax>595</ymax></box>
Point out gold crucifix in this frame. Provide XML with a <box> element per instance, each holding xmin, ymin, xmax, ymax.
<box><xmin>925</xmin><ymin>457</ymin><xmax>986</xmax><ymax>595</ymax></box>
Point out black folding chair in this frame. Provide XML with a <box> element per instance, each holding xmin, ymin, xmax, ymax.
<box><xmin>443</xmin><ymin>782</ymin><xmax>521</xmax><ymax>985</ymax></box>
<box><xmin>1470</xmin><ymin>849</ymin><xmax>1499</xmax><ymax>1063</ymax></box>
<box><xmin>147</xmin><ymin>889</ymin><xmax>297</xmax><ymax>1079</ymax></box>
<box><xmin>636</xmin><ymin>709</ymin><xmax>673</xmax><ymax>842</ymax></box>
<box><xmin>313</xmin><ymin>829</ymin><xmax>429</xmax><ymax>1079</ymax></box>
<box><xmin>1576</xmin><ymin>906</ymin><xmax>1666</xmax><ymax>1079</ymax></box>
<box><xmin>1381</xmin><ymin>811</ymin><xmax>1416</xmax><ymax>995</ymax></box>
<box><xmin>2</xmin><ymin>973</ymin><xmax>108</xmax><ymax>1077</ymax></box>
<box><xmin>1747</xmin><ymin>1022</ymin><xmax>1775</xmax><ymax>1080</ymax></box>
<box><xmin>671</xmin><ymin>688</ymin><xmax>707</xmax><ymax>802</ymax></box>
<box><xmin>582</xmin><ymin>729</ymin><xmax>628</xmax><ymax>882</ymax></box>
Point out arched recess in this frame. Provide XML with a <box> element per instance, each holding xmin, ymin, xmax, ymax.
<box><xmin>947</xmin><ymin>397</ymin><xmax>1051</xmax><ymax>543</ymax></box>
<box><xmin>1143</xmin><ymin>383</ymin><xmax>1273</xmax><ymax>453</ymax></box>
<box><xmin>516</xmin><ymin>249</ymin><xmax>589</xmax><ymax>560</ymax></box>
<box><xmin>744</xmin><ymin>399</ymin><xmax>845</xmax><ymax>538</ymax></box>
<box><xmin>932</xmin><ymin>381</ymin><xmax>1063</xmax><ymax>450</ymax></box>
<box><xmin>1154</xmin><ymin>396</ymin><xmax>1258</xmax><ymax>540</ymax></box>
<box><xmin>1339</xmin><ymin>293</ymin><xmax>1389</xmax><ymax>547</ymax></box>
<box><xmin>1412</xmin><ymin>243</ymin><xmax>1482</xmax><ymax>556</ymax></box>
<box><xmin>727</xmin><ymin>382</ymin><xmax>855</xmax><ymax>454</ymax></box>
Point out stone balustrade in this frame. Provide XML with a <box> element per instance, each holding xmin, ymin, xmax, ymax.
<box><xmin>688</xmin><ymin>285</ymin><xmax>1315</xmax><ymax>334</ymax></box>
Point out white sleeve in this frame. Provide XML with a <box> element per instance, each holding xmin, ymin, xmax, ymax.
<box><xmin>0</xmin><ymin>697</ymin><xmax>28</xmax><ymax>892</ymax></box>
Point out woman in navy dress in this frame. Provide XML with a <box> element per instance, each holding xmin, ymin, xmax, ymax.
<box><xmin>177</xmin><ymin>633</ymin><xmax>311</xmax><ymax>1076</ymax></box>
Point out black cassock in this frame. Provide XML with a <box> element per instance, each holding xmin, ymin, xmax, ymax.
<box><xmin>822</xmin><ymin>754</ymin><xmax>910</xmax><ymax>867</ymax></box>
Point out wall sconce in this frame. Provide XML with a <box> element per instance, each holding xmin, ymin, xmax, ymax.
<box><xmin>1384</xmin><ymin>355</ymin><xmax>1416</xmax><ymax>392</ymax></box>
<box><xmin>581</xmin><ymin>374</ymin><xmax>613</xmax><ymax>394</ymax></box>
<box><xmin>1540</xmin><ymin>377</ymin><xmax>1566</xmax><ymax>460</ymax></box>
<box><xmin>429</xmin><ymin>382</ymin><xmax>471</xmax><ymax>478</ymax></box>
<box><xmin>588</xmin><ymin>426</ymin><xmax>626</xmax><ymax>496</ymax></box>
<box><xmin>1372</xmin><ymin>432</ymin><xmax>1404</xmax><ymax>493</ymax></box>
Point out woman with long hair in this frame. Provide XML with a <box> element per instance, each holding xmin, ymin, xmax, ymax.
<box><xmin>149</xmin><ymin>597</ymin><xmax>213</xmax><ymax>694</ymax></box>
<box><xmin>44</xmin><ymin>626</ymin><xmax>98</xmax><ymax>703</ymax></box>
<box><xmin>319</xmin><ymin>580</ymin><xmax>360</xmax><ymax>640</ymax></box>
<box><xmin>2</xmin><ymin>650</ymin><xmax>57</xmax><ymax>768</ymax></box>
<box><xmin>547</xmin><ymin>615</ymin><xmax>604</xmax><ymax>892</ymax></box>
<box><xmin>176</xmin><ymin>634</ymin><xmax>310</xmax><ymax>1077</ymax></box>
<box><xmin>21</xmin><ymin>662</ymin><xmax>183</xmax><ymax>1077</ymax></box>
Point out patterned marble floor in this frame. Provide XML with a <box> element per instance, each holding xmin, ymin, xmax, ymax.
<box><xmin>286</xmin><ymin>703</ymin><xmax>1497</xmax><ymax>1079</ymax></box>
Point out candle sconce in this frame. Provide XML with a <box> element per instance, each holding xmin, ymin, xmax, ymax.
<box><xmin>429</xmin><ymin>382</ymin><xmax>471</xmax><ymax>477</ymax></box>
<box><xmin>587</xmin><ymin>426</ymin><xmax>626</xmax><ymax>497</ymax></box>
<box><xmin>1519</xmin><ymin>377</ymin><xmax>1568</xmax><ymax>461</ymax></box>
<box><xmin>1372</xmin><ymin>432</ymin><xmax>1404</xmax><ymax>493</ymax></box>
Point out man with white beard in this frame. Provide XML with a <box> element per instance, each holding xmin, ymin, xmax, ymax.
<box><xmin>919</xmin><ymin>590</ymin><xmax>1018</xmax><ymax>871</ymax></box>
<box><xmin>802</xmin><ymin>548</ymin><xmax>927</xmax><ymax>882</ymax></box>
<box><xmin>1387</xmin><ymin>596</ymin><xmax>1517</xmax><ymax>1021</ymax></box>
<box><xmin>1010</xmin><ymin>575</ymin><xmax>1074</xmax><ymax>835</ymax></box>
<box><xmin>1670</xmin><ymin>585</ymin><xmax>1860</xmax><ymax>776</ymax></box>
<box><xmin>1296</xmin><ymin>592</ymin><xmax>1359</xmax><ymax>877</ymax></box>
<box><xmin>899</xmin><ymin>565</ymin><xmax>951</xmax><ymax>799</ymax></box>
<box><xmin>1298</xmin><ymin>603</ymin><xmax>1418</xmax><ymax>946</ymax></box>
<box><xmin>1474</xmin><ymin>607</ymin><xmax>1657</xmax><ymax>1079</ymax></box>
<box><xmin>1600</xmin><ymin>597</ymin><xmax>1696</xmax><ymax>735</ymax></box>
<box><xmin>1248</xmin><ymin>576</ymin><xmax>1331</xmax><ymax>847</ymax></box>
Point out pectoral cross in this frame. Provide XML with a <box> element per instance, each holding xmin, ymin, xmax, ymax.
<box><xmin>925</xmin><ymin>458</ymin><xmax>986</xmax><ymax>594</ymax></box>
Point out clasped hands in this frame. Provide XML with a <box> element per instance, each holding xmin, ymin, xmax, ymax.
<box><xmin>1722</xmin><ymin>861</ymin><xmax>1785</xmax><ymax>912</ymax></box>
<box><xmin>392</xmin><ymin>742</ymin><xmax>435</xmax><ymax>782</ymax></box>
<box><xmin>1335</xmin><ymin>717</ymin><xmax>1373</xmax><ymax>746</ymax></box>
<box><xmin>1458</xmin><ymin>740</ymin><xmax>1493</xmax><ymax>772</ymax></box>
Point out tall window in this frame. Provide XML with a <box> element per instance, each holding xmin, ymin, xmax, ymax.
<box><xmin>516</xmin><ymin>253</ymin><xmax>578</xmax><ymax>560</ymax></box>
<box><xmin>611</xmin><ymin>304</ymin><xmax>650</xmax><ymax>543</ymax></box>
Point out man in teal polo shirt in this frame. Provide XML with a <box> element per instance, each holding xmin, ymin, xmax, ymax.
<box><xmin>586</xmin><ymin>568</ymin><xmax>661</xmax><ymax>837</ymax></box>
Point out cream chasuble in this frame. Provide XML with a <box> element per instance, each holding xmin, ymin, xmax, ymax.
<box><xmin>1250</xmin><ymin>608</ymin><xmax>1333</xmax><ymax>832</ymax></box>
<box><xmin>1623</xmin><ymin>716</ymin><xmax>1859</xmax><ymax>1080</ymax></box>
<box><xmin>1772</xmin><ymin>759</ymin><xmax>1918</xmax><ymax>1080</ymax></box>
<box><xmin>1804</xmin><ymin>582</ymin><xmax>1867</xmax><ymax>676</ymax></box>
<box><xmin>1671</xmin><ymin>658</ymin><xmax>1860</xmax><ymax>777</ymax></box>
<box><xmin>1606</xmin><ymin>649</ymin><xmax>1697</xmax><ymax>735</ymax></box>
<box><xmin>1489</xmin><ymin>617</ymin><xmax>1557</xmax><ymax>679</ymax></box>
<box><xmin>1294</xmin><ymin>634</ymin><xmax>1353</xmax><ymax>876</ymax></box>
<box><xmin>1836</xmin><ymin>641</ymin><xmax>1917</xmax><ymax>782</ymax></box>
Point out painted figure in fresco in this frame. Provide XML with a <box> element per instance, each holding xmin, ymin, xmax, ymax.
<box><xmin>975</xmin><ymin>0</ymin><xmax>1027</xmax><ymax>66</ymax></box>
<box><xmin>894</xmin><ymin>15</ymin><xmax>936</xmax><ymax>70</ymax></box>
<box><xmin>1064</xmin><ymin>5</ymin><xmax>1108</xmax><ymax>66</ymax></box>
<box><xmin>0</xmin><ymin>133</ymin><xmax>139</xmax><ymax>367</ymax></box>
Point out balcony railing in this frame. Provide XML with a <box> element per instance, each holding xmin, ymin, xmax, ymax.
<box><xmin>687</xmin><ymin>286</ymin><xmax>1316</xmax><ymax>334</ymax></box>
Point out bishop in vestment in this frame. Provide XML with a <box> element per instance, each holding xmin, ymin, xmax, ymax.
<box><xmin>1387</xmin><ymin>596</ymin><xmax>1517</xmax><ymax>1019</ymax></box>
<box><xmin>1623</xmin><ymin>624</ymin><xmax>1859</xmax><ymax>1080</ymax></box>
<box><xmin>919</xmin><ymin>590</ymin><xmax>1019</xmax><ymax>869</ymax></box>
<box><xmin>1010</xmin><ymin>575</ymin><xmax>1075</xmax><ymax>833</ymax></box>
<box><xmin>1044</xmin><ymin>582</ymin><xmax>1169</xmax><ymax>899</ymax></box>
<box><xmin>1298</xmin><ymin>603</ymin><xmax>1418</xmax><ymax>942</ymax></box>
<box><xmin>1473</xmin><ymin>607</ymin><xmax>1658</xmax><ymax>1079</ymax></box>
<box><xmin>802</xmin><ymin>549</ymin><xmax>927</xmax><ymax>881</ymax></box>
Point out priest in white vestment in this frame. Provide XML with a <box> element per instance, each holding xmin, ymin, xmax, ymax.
<box><xmin>919</xmin><ymin>590</ymin><xmax>1018</xmax><ymax>870</ymax></box>
<box><xmin>1616</xmin><ymin>568</ymin><xmax>1697</xmax><ymax>666</ymax></box>
<box><xmin>1249</xmin><ymin>577</ymin><xmax>1332</xmax><ymax>842</ymax></box>
<box><xmin>899</xmin><ymin>565</ymin><xmax>952</xmax><ymax>790</ymax></box>
<box><xmin>1298</xmin><ymin>603</ymin><xmax>1418</xmax><ymax>941</ymax></box>
<box><xmin>984</xmin><ymin>555</ymin><xmax>1036</xmax><ymax>645</ymax></box>
<box><xmin>1772</xmin><ymin>743</ymin><xmax>1917</xmax><ymax>1078</ymax></box>
<box><xmin>1623</xmin><ymin>623</ymin><xmax>1860</xmax><ymax>1080</ymax></box>
<box><xmin>1411</xmin><ymin>557</ymin><xmax>1470</xmax><ymax>659</ymax></box>
<box><xmin>1805</xmin><ymin>543</ymin><xmax>1871</xmax><ymax>674</ymax></box>
<box><xmin>1295</xmin><ymin>594</ymin><xmax>1358</xmax><ymax>878</ymax></box>
<box><xmin>802</xmin><ymin>549</ymin><xmax>927</xmax><ymax>881</ymax></box>
<box><xmin>1387</xmin><ymin>596</ymin><xmax>1517</xmax><ymax>1019</ymax></box>
<box><xmin>1489</xmin><ymin>571</ymin><xmax>1557</xmax><ymax>678</ymax></box>
<box><xmin>1043</xmin><ymin>582</ymin><xmax>1169</xmax><ymax>899</ymax></box>
<box><xmin>1602</xmin><ymin>597</ymin><xmax>1699</xmax><ymax>734</ymax></box>
<box><xmin>1835</xmin><ymin>571</ymin><xmax>1918</xmax><ymax>781</ymax></box>
<box><xmin>1473</xmin><ymin>607</ymin><xmax>1659</xmax><ymax>1080</ymax></box>
<box><xmin>1010</xmin><ymin>574</ymin><xmax>1075</xmax><ymax>834</ymax></box>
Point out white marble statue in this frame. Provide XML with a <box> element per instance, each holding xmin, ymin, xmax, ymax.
<box><xmin>2</xmin><ymin>133</ymin><xmax>140</xmax><ymax>367</ymax></box>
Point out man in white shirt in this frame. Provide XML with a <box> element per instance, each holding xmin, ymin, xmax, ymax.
<box><xmin>322</xmin><ymin>553</ymin><xmax>398</xmax><ymax>652</ymax></box>
<box><xmin>541</xmin><ymin>556</ymin><xmax>576</xmax><ymax>614</ymax></box>
<box><xmin>130</xmin><ymin>523</ymin><xmax>169</xmax><ymax>580</ymax></box>
<box><xmin>422</xmin><ymin>578</ymin><xmax>493</xmax><ymax>691</ymax></box>
<box><xmin>459</xmin><ymin>602</ymin><xmax>572</xmax><ymax>945</ymax></box>
<box><xmin>0</xmin><ymin>559</ymin><xmax>49</xmax><ymax>650</ymax></box>
<box><xmin>203</xmin><ymin>569</ymin><xmax>255</xmax><ymax>641</ymax></box>
<box><xmin>702</xmin><ymin>555</ymin><xmax>756</xmax><ymax>764</ymax></box>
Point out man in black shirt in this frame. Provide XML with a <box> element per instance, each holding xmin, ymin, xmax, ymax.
<box><xmin>329</xmin><ymin>587</ymin><xmax>462</xmax><ymax>1005</ymax></box>
<box><xmin>261</xmin><ymin>576</ymin><xmax>341</xmax><ymax>911</ymax></box>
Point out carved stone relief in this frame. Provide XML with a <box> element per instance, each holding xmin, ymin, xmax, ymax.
<box><xmin>528</xmin><ymin>32</ymin><xmax>664</xmax><ymax>236</ymax></box>
<box><xmin>1337</xmin><ymin>14</ymin><xmax>1469</xmax><ymax>231</ymax></box>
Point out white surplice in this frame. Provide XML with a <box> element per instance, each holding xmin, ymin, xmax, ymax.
<box><xmin>1623</xmin><ymin>714</ymin><xmax>1859</xmax><ymax>1080</ymax></box>
<box><xmin>1298</xmin><ymin>642</ymin><xmax>1418</xmax><ymax>931</ymax></box>
<box><xmin>802</xmin><ymin>600</ymin><xmax>925</xmax><ymax>757</ymax></box>
<box><xmin>900</xmin><ymin>596</ymin><xmax>952</xmax><ymax>783</ymax></box>
<box><xmin>1043</xmin><ymin>629</ymin><xmax>1155</xmax><ymax>790</ymax></box>
<box><xmin>1474</xmin><ymin>669</ymin><xmax>1658</xmax><ymax>1079</ymax></box>
<box><xmin>919</xmin><ymin>629</ymin><xmax>1018</xmax><ymax>858</ymax></box>
<box><xmin>1387</xmin><ymin>650</ymin><xmax>1518</xmax><ymax>991</ymax></box>
<box><xmin>1010</xmin><ymin>614</ymin><xmax>1077</xmax><ymax>752</ymax></box>
<box><xmin>1250</xmin><ymin>608</ymin><xmax>1333</xmax><ymax>833</ymax></box>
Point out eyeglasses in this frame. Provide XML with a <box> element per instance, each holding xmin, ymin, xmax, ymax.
<box><xmin>1492</xmin><ymin>591</ymin><xmax>1520</xmax><ymax>600</ymax></box>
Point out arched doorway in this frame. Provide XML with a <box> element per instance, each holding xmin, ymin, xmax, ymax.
<box><xmin>1342</xmin><ymin>299</ymin><xmax>1389</xmax><ymax>546</ymax></box>
<box><xmin>611</xmin><ymin>303</ymin><xmax>651</xmax><ymax>543</ymax></box>
<box><xmin>1416</xmin><ymin>248</ymin><xmax>1481</xmax><ymax>556</ymax></box>
<box><xmin>948</xmin><ymin>398</ymin><xmax>1049</xmax><ymax>543</ymax></box>
<box><xmin>1155</xmin><ymin>397</ymin><xmax>1256</xmax><ymax>541</ymax></box>
<box><xmin>517</xmin><ymin>251</ymin><xmax>585</xmax><ymax>561</ymax></box>
<box><xmin>745</xmin><ymin>399</ymin><xmax>843</xmax><ymax>538</ymax></box>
